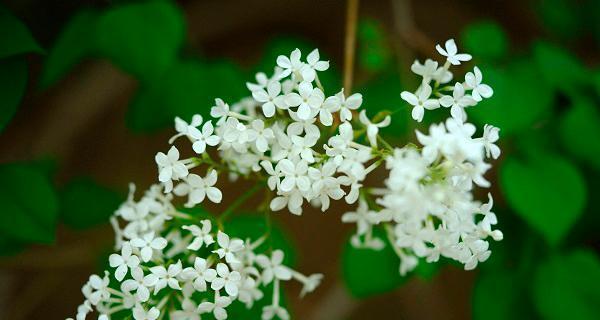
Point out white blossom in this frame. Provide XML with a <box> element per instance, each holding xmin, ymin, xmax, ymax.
<box><xmin>436</xmin><ymin>38</ymin><xmax>472</xmax><ymax>65</ymax></box>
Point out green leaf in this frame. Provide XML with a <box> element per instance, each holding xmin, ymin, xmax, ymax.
<box><xmin>533</xmin><ymin>41</ymin><xmax>589</xmax><ymax>94</ymax></box>
<box><xmin>533</xmin><ymin>249</ymin><xmax>600</xmax><ymax>320</ymax></box>
<box><xmin>357</xmin><ymin>19</ymin><xmax>391</xmax><ymax>72</ymax></box>
<box><xmin>0</xmin><ymin>6</ymin><xmax>43</xmax><ymax>58</ymax></box>
<box><xmin>0</xmin><ymin>234</ymin><xmax>24</xmax><ymax>257</ymax></box>
<box><xmin>461</xmin><ymin>21</ymin><xmax>508</xmax><ymax>60</ymax></box>
<box><xmin>500</xmin><ymin>154</ymin><xmax>587</xmax><ymax>246</ymax></box>
<box><xmin>472</xmin><ymin>270</ymin><xmax>524</xmax><ymax>320</ymax></box>
<box><xmin>0</xmin><ymin>56</ymin><xmax>28</xmax><ymax>132</ymax></box>
<box><xmin>224</xmin><ymin>214</ymin><xmax>296</xmax><ymax>267</ymax></box>
<box><xmin>342</xmin><ymin>228</ymin><xmax>408</xmax><ymax>298</ymax></box>
<box><xmin>559</xmin><ymin>99</ymin><xmax>600</xmax><ymax>171</ymax></box>
<box><xmin>40</xmin><ymin>10</ymin><xmax>100</xmax><ymax>88</ymax></box>
<box><xmin>60</xmin><ymin>177</ymin><xmax>123</xmax><ymax>230</ymax></box>
<box><xmin>536</xmin><ymin>0</ymin><xmax>583</xmax><ymax>39</ymax></box>
<box><xmin>95</xmin><ymin>0</ymin><xmax>185</xmax><ymax>82</ymax></box>
<box><xmin>468</xmin><ymin>61</ymin><xmax>553</xmax><ymax>135</ymax></box>
<box><xmin>127</xmin><ymin>59</ymin><xmax>246</xmax><ymax>132</ymax></box>
<box><xmin>0</xmin><ymin>163</ymin><xmax>58</xmax><ymax>244</ymax></box>
<box><xmin>359</xmin><ymin>72</ymin><xmax>408</xmax><ymax>137</ymax></box>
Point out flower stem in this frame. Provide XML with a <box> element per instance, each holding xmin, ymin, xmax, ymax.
<box><xmin>343</xmin><ymin>0</ymin><xmax>360</xmax><ymax>94</ymax></box>
<box><xmin>217</xmin><ymin>183</ymin><xmax>264</xmax><ymax>228</ymax></box>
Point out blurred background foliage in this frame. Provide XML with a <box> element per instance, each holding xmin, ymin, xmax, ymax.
<box><xmin>0</xmin><ymin>0</ymin><xmax>599</xmax><ymax>319</ymax></box>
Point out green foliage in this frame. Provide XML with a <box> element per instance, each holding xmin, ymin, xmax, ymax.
<box><xmin>472</xmin><ymin>270</ymin><xmax>524</xmax><ymax>320</ymax></box>
<box><xmin>95</xmin><ymin>0</ymin><xmax>185</xmax><ymax>83</ymax></box>
<box><xmin>533</xmin><ymin>41</ymin><xmax>589</xmax><ymax>94</ymax></box>
<box><xmin>357</xmin><ymin>19</ymin><xmax>391</xmax><ymax>72</ymax></box>
<box><xmin>533</xmin><ymin>249</ymin><xmax>600</xmax><ymax>320</ymax></box>
<box><xmin>0</xmin><ymin>57</ymin><xmax>28</xmax><ymax>132</ymax></box>
<box><xmin>0</xmin><ymin>6</ymin><xmax>41</xmax><ymax>132</ymax></box>
<box><xmin>468</xmin><ymin>61</ymin><xmax>553</xmax><ymax>135</ymax></box>
<box><xmin>225</xmin><ymin>214</ymin><xmax>296</xmax><ymax>267</ymax></box>
<box><xmin>461</xmin><ymin>21</ymin><xmax>508</xmax><ymax>60</ymax></box>
<box><xmin>559</xmin><ymin>99</ymin><xmax>600</xmax><ymax>171</ymax></box>
<box><xmin>500</xmin><ymin>154</ymin><xmax>586</xmax><ymax>246</ymax></box>
<box><xmin>536</xmin><ymin>0</ymin><xmax>583</xmax><ymax>39</ymax></box>
<box><xmin>40</xmin><ymin>10</ymin><xmax>100</xmax><ymax>88</ymax></box>
<box><xmin>0</xmin><ymin>6</ymin><xmax>42</xmax><ymax>58</ymax></box>
<box><xmin>0</xmin><ymin>163</ymin><xmax>58</xmax><ymax>244</ymax></box>
<box><xmin>127</xmin><ymin>59</ymin><xmax>246</xmax><ymax>132</ymax></box>
<box><xmin>342</xmin><ymin>228</ymin><xmax>408</xmax><ymax>298</ymax></box>
<box><xmin>358</xmin><ymin>72</ymin><xmax>408</xmax><ymax>136</ymax></box>
<box><xmin>60</xmin><ymin>177</ymin><xmax>123</xmax><ymax>230</ymax></box>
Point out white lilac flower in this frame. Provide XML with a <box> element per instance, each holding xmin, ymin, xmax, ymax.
<box><xmin>133</xmin><ymin>305</ymin><xmax>160</xmax><ymax>320</ymax></box>
<box><xmin>145</xmin><ymin>260</ymin><xmax>183</xmax><ymax>294</ymax></box>
<box><xmin>400</xmin><ymin>84</ymin><xmax>440</xmax><ymax>122</ymax></box>
<box><xmin>276</xmin><ymin>48</ymin><xmax>303</xmax><ymax>79</ymax></box>
<box><xmin>72</xmin><ymin>41</ymin><xmax>498</xmax><ymax>319</ymax></box>
<box><xmin>336</xmin><ymin>90</ymin><xmax>362</xmax><ymax>122</ymax></box>
<box><xmin>213</xmin><ymin>231</ymin><xmax>244</xmax><ymax>264</ymax></box>
<box><xmin>211</xmin><ymin>263</ymin><xmax>242</xmax><ymax>296</ymax></box>
<box><xmin>174</xmin><ymin>170</ymin><xmax>222</xmax><ymax>207</ymax></box>
<box><xmin>86</xmin><ymin>272</ymin><xmax>110</xmax><ymax>305</ymax></box>
<box><xmin>439</xmin><ymin>82</ymin><xmax>476</xmax><ymax>122</ymax></box>
<box><xmin>155</xmin><ymin>146</ymin><xmax>189</xmax><ymax>193</ymax></box>
<box><xmin>465</xmin><ymin>66</ymin><xmax>493</xmax><ymax>101</ymax></box>
<box><xmin>435</xmin><ymin>38</ymin><xmax>472</xmax><ymax>65</ymax></box>
<box><xmin>411</xmin><ymin>59</ymin><xmax>439</xmax><ymax>83</ymax></box>
<box><xmin>180</xmin><ymin>257</ymin><xmax>217</xmax><ymax>291</ymax></box>
<box><xmin>480</xmin><ymin>124</ymin><xmax>501</xmax><ymax>159</ymax></box>
<box><xmin>285</xmin><ymin>81</ymin><xmax>324</xmax><ymax>120</ymax></box>
<box><xmin>198</xmin><ymin>294</ymin><xmax>232</xmax><ymax>320</ymax></box>
<box><xmin>255</xmin><ymin>250</ymin><xmax>292</xmax><ymax>284</ymax></box>
<box><xmin>341</xmin><ymin>199</ymin><xmax>381</xmax><ymax>236</ymax></box>
<box><xmin>252</xmin><ymin>80</ymin><xmax>287</xmax><ymax>117</ymax></box>
<box><xmin>121</xmin><ymin>267</ymin><xmax>151</xmax><ymax>302</ymax></box>
<box><xmin>249</xmin><ymin>119</ymin><xmax>274</xmax><ymax>152</ymax></box>
<box><xmin>170</xmin><ymin>115</ymin><xmax>203</xmax><ymax>144</ymax></box>
<box><xmin>189</xmin><ymin>120</ymin><xmax>220</xmax><ymax>154</ymax></box>
<box><xmin>170</xmin><ymin>299</ymin><xmax>201</xmax><ymax>320</ymax></box>
<box><xmin>182</xmin><ymin>220</ymin><xmax>214</xmax><ymax>250</ymax></box>
<box><xmin>358</xmin><ymin>110</ymin><xmax>391</xmax><ymax>147</ymax></box>
<box><xmin>109</xmin><ymin>242</ymin><xmax>140</xmax><ymax>281</ymax></box>
<box><xmin>130</xmin><ymin>232</ymin><xmax>167</xmax><ymax>262</ymax></box>
<box><xmin>301</xmin><ymin>48</ymin><xmax>329</xmax><ymax>82</ymax></box>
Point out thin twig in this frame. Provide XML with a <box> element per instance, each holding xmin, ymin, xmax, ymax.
<box><xmin>343</xmin><ymin>0</ymin><xmax>360</xmax><ymax>95</ymax></box>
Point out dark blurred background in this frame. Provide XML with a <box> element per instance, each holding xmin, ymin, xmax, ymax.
<box><xmin>0</xmin><ymin>0</ymin><xmax>599</xmax><ymax>319</ymax></box>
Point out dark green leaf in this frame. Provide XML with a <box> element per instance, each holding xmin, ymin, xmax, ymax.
<box><xmin>500</xmin><ymin>154</ymin><xmax>586</xmax><ymax>246</ymax></box>
<box><xmin>60</xmin><ymin>177</ymin><xmax>123</xmax><ymax>230</ymax></box>
<box><xmin>359</xmin><ymin>72</ymin><xmax>408</xmax><ymax>137</ymax></box>
<box><xmin>559</xmin><ymin>99</ymin><xmax>600</xmax><ymax>171</ymax></box>
<box><xmin>0</xmin><ymin>234</ymin><xmax>24</xmax><ymax>257</ymax></box>
<box><xmin>533</xmin><ymin>41</ymin><xmax>589</xmax><ymax>94</ymax></box>
<box><xmin>0</xmin><ymin>6</ymin><xmax>42</xmax><ymax>58</ymax></box>
<box><xmin>342</xmin><ymin>228</ymin><xmax>408</xmax><ymax>298</ymax></box>
<box><xmin>127</xmin><ymin>59</ymin><xmax>246</xmax><ymax>132</ymax></box>
<box><xmin>40</xmin><ymin>10</ymin><xmax>100</xmax><ymax>88</ymax></box>
<box><xmin>224</xmin><ymin>214</ymin><xmax>296</xmax><ymax>267</ymax></box>
<box><xmin>96</xmin><ymin>0</ymin><xmax>185</xmax><ymax>82</ymax></box>
<box><xmin>357</xmin><ymin>19</ymin><xmax>391</xmax><ymax>72</ymax></box>
<box><xmin>536</xmin><ymin>0</ymin><xmax>583</xmax><ymax>39</ymax></box>
<box><xmin>461</xmin><ymin>21</ymin><xmax>508</xmax><ymax>60</ymax></box>
<box><xmin>0</xmin><ymin>163</ymin><xmax>58</xmax><ymax>244</ymax></box>
<box><xmin>469</xmin><ymin>61</ymin><xmax>553</xmax><ymax>135</ymax></box>
<box><xmin>472</xmin><ymin>270</ymin><xmax>523</xmax><ymax>320</ymax></box>
<box><xmin>0</xmin><ymin>56</ymin><xmax>28</xmax><ymax>132</ymax></box>
<box><xmin>534</xmin><ymin>249</ymin><xmax>600</xmax><ymax>320</ymax></box>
